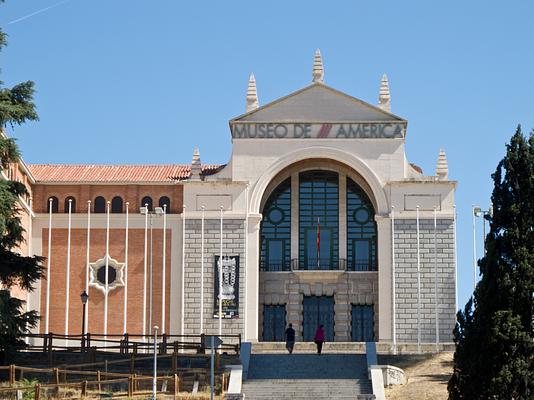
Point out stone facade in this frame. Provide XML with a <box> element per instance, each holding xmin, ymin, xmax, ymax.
<box><xmin>394</xmin><ymin>218</ymin><xmax>456</xmax><ymax>343</ymax></box>
<box><xmin>259</xmin><ymin>271</ymin><xmax>379</xmax><ymax>341</ymax></box>
<box><xmin>14</xmin><ymin>54</ymin><xmax>458</xmax><ymax>346</ymax></box>
<box><xmin>183</xmin><ymin>219</ymin><xmax>245</xmax><ymax>336</ymax></box>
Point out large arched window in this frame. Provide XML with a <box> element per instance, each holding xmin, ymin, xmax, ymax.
<box><xmin>346</xmin><ymin>178</ymin><xmax>377</xmax><ymax>271</ymax></box>
<box><xmin>111</xmin><ymin>196</ymin><xmax>123</xmax><ymax>213</ymax></box>
<box><xmin>299</xmin><ymin>170</ymin><xmax>339</xmax><ymax>270</ymax></box>
<box><xmin>47</xmin><ymin>197</ymin><xmax>59</xmax><ymax>213</ymax></box>
<box><xmin>260</xmin><ymin>178</ymin><xmax>291</xmax><ymax>271</ymax></box>
<box><xmin>94</xmin><ymin>196</ymin><xmax>106</xmax><ymax>213</ymax></box>
<box><xmin>64</xmin><ymin>196</ymin><xmax>76</xmax><ymax>213</ymax></box>
<box><xmin>159</xmin><ymin>196</ymin><xmax>170</xmax><ymax>213</ymax></box>
<box><xmin>141</xmin><ymin>196</ymin><xmax>153</xmax><ymax>211</ymax></box>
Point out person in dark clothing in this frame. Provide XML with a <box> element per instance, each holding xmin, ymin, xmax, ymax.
<box><xmin>285</xmin><ymin>323</ymin><xmax>296</xmax><ymax>354</ymax></box>
<box><xmin>314</xmin><ymin>325</ymin><xmax>325</xmax><ymax>355</ymax></box>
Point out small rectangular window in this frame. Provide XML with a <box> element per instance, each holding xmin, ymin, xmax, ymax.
<box><xmin>352</xmin><ymin>239</ymin><xmax>371</xmax><ymax>271</ymax></box>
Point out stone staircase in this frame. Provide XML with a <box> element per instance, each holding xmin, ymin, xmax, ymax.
<box><xmin>242</xmin><ymin>353</ymin><xmax>374</xmax><ymax>399</ymax></box>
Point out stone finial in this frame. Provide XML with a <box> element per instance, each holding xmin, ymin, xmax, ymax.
<box><xmin>378</xmin><ymin>73</ymin><xmax>391</xmax><ymax>112</ymax></box>
<box><xmin>312</xmin><ymin>49</ymin><xmax>324</xmax><ymax>83</ymax></box>
<box><xmin>436</xmin><ymin>148</ymin><xmax>449</xmax><ymax>180</ymax></box>
<box><xmin>190</xmin><ymin>147</ymin><xmax>202</xmax><ymax>181</ymax></box>
<box><xmin>246</xmin><ymin>73</ymin><xmax>259</xmax><ymax>112</ymax></box>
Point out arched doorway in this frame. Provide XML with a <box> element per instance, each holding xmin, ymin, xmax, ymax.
<box><xmin>258</xmin><ymin>160</ymin><xmax>379</xmax><ymax>342</ymax></box>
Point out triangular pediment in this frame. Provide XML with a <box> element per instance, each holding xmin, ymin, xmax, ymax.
<box><xmin>231</xmin><ymin>83</ymin><xmax>405</xmax><ymax>123</ymax></box>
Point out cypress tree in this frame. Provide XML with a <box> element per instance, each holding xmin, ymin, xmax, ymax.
<box><xmin>0</xmin><ymin>0</ymin><xmax>44</xmax><ymax>364</ymax></box>
<box><xmin>448</xmin><ymin>126</ymin><xmax>534</xmax><ymax>399</ymax></box>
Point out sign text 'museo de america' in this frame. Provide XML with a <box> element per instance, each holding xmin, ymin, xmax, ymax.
<box><xmin>231</xmin><ymin>122</ymin><xmax>406</xmax><ymax>139</ymax></box>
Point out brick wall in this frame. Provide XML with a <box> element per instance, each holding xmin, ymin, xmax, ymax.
<box><xmin>32</xmin><ymin>184</ymin><xmax>183</xmax><ymax>214</ymax></box>
<box><xmin>394</xmin><ymin>218</ymin><xmax>456</xmax><ymax>343</ymax></box>
<box><xmin>183</xmin><ymin>219</ymin><xmax>245</xmax><ymax>337</ymax></box>
<box><xmin>40</xmin><ymin>228</ymin><xmax>171</xmax><ymax>335</ymax></box>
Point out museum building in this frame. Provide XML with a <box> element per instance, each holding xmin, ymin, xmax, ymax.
<box><xmin>7</xmin><ymin>50</ymin><xmax>457</xmax><ymax>345</ymax></box>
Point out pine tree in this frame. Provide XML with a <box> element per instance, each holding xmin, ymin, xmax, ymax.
<box><xmin>0</xmin><ymin>0</ymin><xmax>44</xmax><ymax>364</ymax></box>
<box><xmin>448</xmin><ymin>126</ymin><xmax>534</xmax><ymax>399</ymax></box>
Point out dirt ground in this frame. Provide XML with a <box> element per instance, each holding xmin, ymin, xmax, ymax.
<box><xmin>384</xmin><ymin>352</ymin><xmax>453</xmax><ymax>400</ymax></box>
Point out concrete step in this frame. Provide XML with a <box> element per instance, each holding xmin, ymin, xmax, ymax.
<box><xmin>243</xmin><ymin>353</ymin><xmax>373</xmax><ymax>399</ymax></box>
<box><xmin>242</xmin><ymin>379</ymin><xmax>374</xmax><ymax>400</ymax></box>
<box><xmin>252</xmin><ymin>341</ymin><xmax>367</xmax><ymax>354</ymax></box>
<box><xmin>251</xmin><ymin>341</ymin><xmax>455</xmax><ymax>354</ymax></box>
<box><xmin>247</xmin><ymin>354</ymin><xmax>368</xmax><ymax>380</ymax></box>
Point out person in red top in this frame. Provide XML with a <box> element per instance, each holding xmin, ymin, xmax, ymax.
<box><xmin>314</xmin><ymin>325</ymin><xmax>325</xmax><ymax>355</ymax></box>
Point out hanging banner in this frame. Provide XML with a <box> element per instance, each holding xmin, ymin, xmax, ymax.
<box><xmin>213</xmin><ymin>255</ymin><xmax>240</xmax><ymax>318</ymax></box>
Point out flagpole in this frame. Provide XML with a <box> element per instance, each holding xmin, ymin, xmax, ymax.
<box><xmin>471</xmin><ymin>204</ymin><xmax>477</xmax><ymax>294</ymax></box>
<box><xmin>317</xmin><ymin>217</ymin><xmax>320</xmax><ymax>270</ymax></box>
<box><xmin>180</xmin><ymin>204</ymin><xmax>186</xmax><ymax>348</ymax></box>
<box><xmin>64</xmin><ymin>198</ymin><xmax>73</xmax><ymax>345</ymax></box>
<box><xmin>123</xmin><ymin>202</ymin><xmax>129</xmax><ymax>335</ymax></box>
<box><xmin>45</xmin><ymin>198</ymin><xmax>53</xmax><ymax>334</ymax></box>
<box><xmin>391</xmin><ymin>205</ymin><xmax>396</xmax><ymax>354</ymax></box>
<box><xmin>416</xmin><ymin>205</ymin><xmax>421</xmax><ymax>353</ymax></box>
<box><xmin>104</xmin><ymin>201</ymin><xmax>110</xmax><ymax>346</ymax></box>
<box><xmin>143</xmin><ymin>203</ymin><xmax>149</xmax><ymax>338</ymax></box>
<box><xmin>219</xmin><ymin>205</ymin><xmax>223</xmax><ymax>337</ymax></box>
<box><xmin>243</xmin><ymin>184</ymin><xmax>249</xmax><ymax>339</ymax></box>
<box><xmin>85</xmin><ymin>200</ymin><xmax>91</xmax><ymax>335</ymax></box>
<box><xmin>161</xmin><ymin>204</ymin><xmax>167</xmax><ymax>334</ymax></box>
<box><xmin>200</xmin><ymin>205</ymin><xmax>205</xmax><ymax>334</ymax></box>
<box><xmin>434</xmin><ymin>207</ymin><xmax>439</xmax><ymax>352</ymax></box>
<box><xmin>453</xmin><ymin>205</ymin><xmax>458</xmax><ymax>315</ymax></box>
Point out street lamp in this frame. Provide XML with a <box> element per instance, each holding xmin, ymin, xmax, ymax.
<box><xmin>152</xmin><ymin>325</ymin><xmax>159</xmax><ymax>400</ymax></box>
<box><xmin>140</xmin><ymin>206</ymin><xmax>164</xmax><ymax>336</ymax></box>
<box><xmin>474</xmin><ymin>206</ymin><xmax>493</xmax><ymax>253</ymax></box>
<box><xmin>472</xmin><ymin>205</ymin><xmax>493</xmax><ymax>291</ymax></box>
<box><xmin>80</xmin><ymin>291</ymin><xmax>88</xmax><ymax>350</ymax></box>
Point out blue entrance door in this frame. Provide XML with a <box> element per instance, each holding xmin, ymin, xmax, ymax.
<box><xmin>302</xmin><ymin>296</ymin><xmax>335</xmax><ymax>341</ymax></box>
<box><xmin>262</xmin><ymin>305</ymin><xmax>286</xmax><ymax>341</ymax></box>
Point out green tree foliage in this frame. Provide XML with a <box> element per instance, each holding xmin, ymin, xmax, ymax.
<box><xmin>448</xmin><ymin>126</ymin><xmax>534</xmax><ymax>399</ymax></box>
<box><xmin>0</xmin><ymin>0</ymin><xmax>44</xmax><ymax>364</ymax></box>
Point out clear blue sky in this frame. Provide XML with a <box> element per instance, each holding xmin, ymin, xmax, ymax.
<box><xmin>2</xmin><ymin>1</ymin><xmax>534</xmax><ymax>314</ymax></box>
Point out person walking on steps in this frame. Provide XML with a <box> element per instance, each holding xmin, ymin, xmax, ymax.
<box><xmin>285</xmin><ymin>323</ymin><xmax>296</xmax><ymax>354</ymax></box>
<box><xmin>314</xmin><ymin>325</ymin><xmax>325</xmax><ymax>355</ymax></box>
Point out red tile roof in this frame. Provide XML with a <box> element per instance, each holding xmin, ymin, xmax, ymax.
<box><xmin>28</xmin><ymin>164</ymin><xmax>222</xmax><ymax>183</ymax></box>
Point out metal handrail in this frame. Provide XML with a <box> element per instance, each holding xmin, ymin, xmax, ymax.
<box><xmin>291</xmin><ymin>258</ymin><xmax>347</xmax><ymax>271</ymax></box>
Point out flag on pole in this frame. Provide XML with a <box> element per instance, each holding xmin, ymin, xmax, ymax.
<box><xmin>317</xmin><ymin>217</ymin><xmax>320</xmax><ymax>269</ymax></box>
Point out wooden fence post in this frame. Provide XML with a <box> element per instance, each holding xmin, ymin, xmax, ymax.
<box><xmin>162</xmin><ymin>334</ymin><xmax>167</xmax><ymax>354</ymax></box>
<box><xmin>128</xmin><ymin>375</ymin><xmax>133</xmax><ymax>397</ymax></box>
<box><xmin>47</xmin><ymin>334</ymin><xmax>53</xmax><ymax>365</ymax></box>
<box><xmin>173</xmin><ymin>374</ymin><xmax>179</xmax><ymax>399</ymax></box>
<box><xmin>97</xmin><ymin>370</ymin><xmax>101</xmax><ymax>393</ymax></box>
<box><xmin>130</xmin><ymin>353</ymin><xmax>135</xmax><ymax>374</ymax></box>
<box><xmin>9</xmin><ymin>364</ymin><xmax>15</xmax><ymax>385</ymax></box>
<box><xmin>53</xmin><ymin>368</ymin><xmax>59</xmax><ymax>384</ymax></box>
<box><xmin>81</xmin><ymin>381</ymin><xmax>87</xmax><ymax>398</ymax></box>
<box><xmin>34</xmin><ymin>383</ymin><xmax>41</xmax><ymax>400</ymax></box>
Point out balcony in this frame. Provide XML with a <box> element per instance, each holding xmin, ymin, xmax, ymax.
<box><xmin>260</xmin><ymin>258</ymin><xmax>376</xmax><ymax>272</ymax></box>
